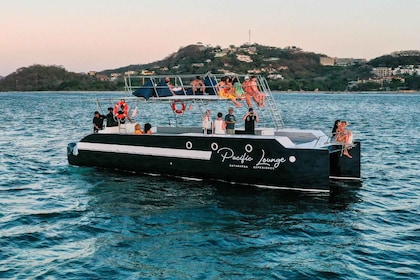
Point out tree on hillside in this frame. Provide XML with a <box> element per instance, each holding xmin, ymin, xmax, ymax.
<box><xmin>0</xmin><ymin>64</ymin><xmax>121</xmax><ymax>91</ymax></box>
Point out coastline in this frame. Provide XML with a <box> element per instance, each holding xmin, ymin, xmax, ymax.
<box><xmin>274</xmin><ymin>90</ymin><xmax>420</xmax><ymax>94</ymax></box>
<box><xmin>1</xmin><ymin>90</ymin><xmax>419</xmax><ymax>95</ymax></box>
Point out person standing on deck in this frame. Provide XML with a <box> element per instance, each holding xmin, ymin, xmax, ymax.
<box><xmin>106</xmin><ymin>107</ymin><xmax>118</xmax><ymax>127</ymax></box>
<box><xmin>202</xmin><ymin>109</ymin><xmax>213</xmax><ymax>134</ymax></box>
<box><xmin>213</xmin><ymin>112</ymin><xmax>226</xmax><ymax>135</ymax></box>
<box><xmin>93</xmin><ymin>111</ymin><xmax>105</xmax><ymax>133</ymax></box>
<box><xmin>242</xmin><ymin>107</ymin><xmax>259</xmax><ymax>135</ymax></box>
<box><xmin>225</xmin><ymin>107</ymin><xmax>236</xmax><ymax>135</ymax></box>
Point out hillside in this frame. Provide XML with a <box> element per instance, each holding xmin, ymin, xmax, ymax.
<box><xmin>0</xmin><ymin>65</ymin><xmax>123</xmax><ymax>91</ymax></box>
<box><xmin>1</xmin><ymin>44</ymin><xmax>419</xmax><ymax>91</ymax></box>
<box><xmin>99</xmin><ymin>44</ymin><xmax>372</xmax><ymax>91</ymax></box>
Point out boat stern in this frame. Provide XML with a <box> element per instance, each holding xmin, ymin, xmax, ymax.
<box><xmin>67</xmin><ymin>142</ymin><xmax>79</xmax><ymax>165</ymax></box>
<box><xmin>329</xmin><ymin>141</ymin><xmax>361</xmax><ymax>180</ymax></box>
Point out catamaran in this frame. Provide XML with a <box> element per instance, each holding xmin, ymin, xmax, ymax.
<box><xmin>67</xmin><ymin>73</ymin><xmax>361</xmax><ymax>192</ymax></box>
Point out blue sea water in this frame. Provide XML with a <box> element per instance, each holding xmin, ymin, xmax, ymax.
<box><xmin>0</xmin><ymin>91</ymin><xmax>419</xmax><ymax>279</ymax></box>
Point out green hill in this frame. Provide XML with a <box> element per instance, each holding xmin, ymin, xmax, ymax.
<box><xmin>1</xmin><ymin>44</ymin><xmax>419</xmax><ymax>92</ymax></box>
<box><xmin>0</xmin><ymin>64</ymin><xmax>123</xmax><ymax>91</ymax></box>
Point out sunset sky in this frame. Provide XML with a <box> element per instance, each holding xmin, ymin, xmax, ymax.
<box><xmin>1</xmin><ymin>0</ymin><xmax>419</xmax><ymax>76</ymax></box>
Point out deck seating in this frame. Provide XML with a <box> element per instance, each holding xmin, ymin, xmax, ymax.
<box><xmin>132</xmin><ymin>79</ymin><xmax>156</xmax><ymax>100</ymax></box>
<box><xmin>156</xmin><ymin>81</ymin><xmax>185</xmax><ymax>97</ymax></box>
<box><xmin>204</xmin><ymin>77</ymin><xmax>217</xmax><ymax>95</ymax></box>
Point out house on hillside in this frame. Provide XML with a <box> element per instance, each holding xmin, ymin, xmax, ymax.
<box><xmin>236</xmin><ymin>54</ymin><xmax>253</xmax><ymax>63</ymax></box>
<box><xmin>320</xmin><ymin>57</ymin><xmax>335</xmax><ymax>66</ymax></box>
<box><xmin>141</xmin><ymin>70</ymin><xmax>155</xmax><ymax>75</ymax></box>
<box><xmin>373</xmin><ymin>67</ymin><xmax>392</xmax><ymax>78</ymax></box>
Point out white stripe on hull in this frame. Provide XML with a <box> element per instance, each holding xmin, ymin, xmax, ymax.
<box><xmin>329</xmin><ymin>176</ymin><xmax>361</xmax><ymax>181</ymax></box>
<box><xmin>77</xmin><ymin>142</ymin><xmax>212</xmax><ymax>160</ymax></box>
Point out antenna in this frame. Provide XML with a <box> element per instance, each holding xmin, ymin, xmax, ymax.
<box><xmin>248</xmin><ymin>29</ymin><xmax>251</xmax><ymax>45</ymax></box>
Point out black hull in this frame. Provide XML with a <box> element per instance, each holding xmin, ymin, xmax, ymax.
<box><xmin>67</xmin><ymin>134</ymin><xmax>359</xmax><ymax>192</ymax></box>
<box><xmin>329</xmin><ymin>141</ymin><xmax>361</xmax><ymax>180</ymax></box>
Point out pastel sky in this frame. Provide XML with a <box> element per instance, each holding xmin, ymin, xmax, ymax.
<box><xmin>1</xmin><ymin>0</ymin><xmax>419</xmax><ymax>76</ymax></box>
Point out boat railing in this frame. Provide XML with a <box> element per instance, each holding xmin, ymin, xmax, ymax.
<box><xmin>124</xmin><ymin>73</ymin><xmax>220</xmax><ymax>96</ymax></box>
<box><xmin>122</xmin><ymin>72</ymin><xmax>285</xmax><ymax>129</ymax></box>
<box><xmin>256</xmin><ymin>76</ymin><xmax>284</xmax><ymax>129</ymax></box>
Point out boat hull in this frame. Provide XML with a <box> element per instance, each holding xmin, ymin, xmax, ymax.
<box><xmin>67</xmin><ymin>133</ymin><xmax>334</xmax><ymax>191</ymax></box>
<box><xmin>329</xmin><ymin>141</ymin><xmax>361</xmax><ymax>180</ymax></box>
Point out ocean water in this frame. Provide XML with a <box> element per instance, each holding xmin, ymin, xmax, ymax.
<box><xmin>0</xmin><ymin>91</ymin><xmax>419</xmax><ymax>279</ymax></box>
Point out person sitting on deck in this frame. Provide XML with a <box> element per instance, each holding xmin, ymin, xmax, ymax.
<box><xmin>242</xmin><ymin>76</ymin><xmax>258</xmax><ymax>108</ymax></box>
<box><xmin>164</xmin><ymin>77</ymin><xmax>176</xmax><ymax>95</ymax></box>
<box><xmin>134</xmin><ymin>123</ymin><xmax>144</xmax><ymax>135</ymax></box>
<box><xmin>250</xmin><ymin>76</ymin><xmax>265</xmax><ymax>107</ymax></box>
<box><xmin>242</xmin><ymin>76</ymin><xmax>265</xmax><ymax>108</ymax></box>
<box><xmin>217</xmin><ymin>76</ymin><xmax>243</xmax><ymax>108</ymax></box>
<box><xmin>191</xmin><ymin>76</ymin><xmax>206</xmax><ymax>95</ymax></box>
<box><xmin>335</xmin><ymin>120</ymin><xmax>354</xmax><ymax>158</ymax></box>
<box><xmin>144</xmin><ymin>123</ymin><xmax>153</xmax><ymax>134</ymax></box>
<box><xmin>331</xmin><ymin>119</ymin><xmax>341</xmax><ymax>140</ymax></box>
<box><xmin>232</xmin><ymin>76</ymin><xmax>245</xmax><ymax>99</ymax></box>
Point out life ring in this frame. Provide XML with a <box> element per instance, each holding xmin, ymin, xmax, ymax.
<box><xmin>171</xmin><ymin>101</ymin><xmax>186</xmax><ymax>114</ymax></box>
<box><xmin>113</xmin><ymin>100</ymin><xmax>129</xmax><ymax>119</ymax></box>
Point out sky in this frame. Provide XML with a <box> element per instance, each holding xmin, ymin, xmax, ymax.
<box><xmin>1</xmin><ymin>0</ymin><xmax>419</xmax><ymax>76</ymax></box>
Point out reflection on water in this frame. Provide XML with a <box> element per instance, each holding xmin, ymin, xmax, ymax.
<box><xmin>74</xmin><ymin>170</ymin><xmax>364</xmax><ymax>278</ymax></box>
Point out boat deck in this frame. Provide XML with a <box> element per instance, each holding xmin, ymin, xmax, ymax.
<box><xmin>99</xmin><ymin>124</ymin><xmax>331</xmax><ymax>149</ymax></box>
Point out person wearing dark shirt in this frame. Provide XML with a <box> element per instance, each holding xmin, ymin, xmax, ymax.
<box><xmin>224</xmin><ymin>107</ymin><xmax>236</xmax><ymax>135</ymax></box>
<box><xmin>242</xmin><ymin>107</ymin><xmax>259</xmax><ymax>134</ymax></box>
<box><xmin>144</xmin><ymin>123</ymin><xmax>153</xmax><ymax>134</ymax></box>
<box><xmin>106</xmin><ymin>107</ymin><xmax>118</xmax><ymax>127</ymax></box>
<box><xmin>93</xmin><ymin>111</ymin><xmax>105</xmax><ymax>133</ymax></box>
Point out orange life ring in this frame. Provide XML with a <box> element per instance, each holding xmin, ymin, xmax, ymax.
<box><xmin>171</xmin><ymin>101</ymin><xmax>186</xmax><ymax>114</ymax></box>
<box><xmin>113</xmin><ymin>100</ymin><xmax>129</xmax><ymax>119</ymax></box>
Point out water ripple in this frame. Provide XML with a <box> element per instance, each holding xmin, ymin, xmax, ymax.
<box><xmin>0</xmin><ymin>92</ymin><xmax>419</xmax><ymax>279</ymax></box>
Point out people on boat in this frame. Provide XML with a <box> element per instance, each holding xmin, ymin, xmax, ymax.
<box><xmin>331</xmin><ymin>119</ymin><xmax>341</xmax><ymax>139</ymax></box>
<box><xmin>113</xmin><ymin>100</ymin><xmax>133</xmax><ymax>124</ymax></box>
<box><xmin>134</xmin><ymin>123</ymin><xmax>144</xmax><ymax>135</ymax></box>
<box><xmin>232</xmin><ymin>76</ymin><xmax>245</xmax><ymax>99</ymax></box>
<box><xmin>106</xmin><ymin>107</ymin><xmax>118</xmax><ymax>127</ymax></box>
<box><xmin>335</xmin><ymin>120</ymin><xmax>354</xmax><ymax>158</ymax></box>
<box><xmin>117</xmin><ymin>104</ymin><xmax>133</xmax><ymax>124</ymax></box>
<box><xmin>242</xmin><ymin>107</ymin><xmax>259</xmax><ymax>135</ymax></box>
<box><xmin>92</xmin><ymin>111</ymin><xmax>105</xmax><ymax>133</ymax></box>
<box><xmin>213</xmin><ymin>112</ymin><xmax>226</xmax><ymax>135</ymax></box>
<box><xmin>191</xmin><ymin>76</ymin><xmax>206</xmax><ymax>95</ymax></box>
<box><xmin>224</xmin><ymin>107</ymin><xmax>237</xmax><ymax>135</ymax></box>
<box><xmin>251</xmin><ymin>76</ymin><xmax>265</xmax><ymax>107</ymax></box>
<box><xmin>144</xmin><ymin>123</ymin><xmax>153</xmax><ymax>134</ymax></box>
<box><xmin>243</xmin><ymin>76</ymin><xmax>264</xmax><ymax>108</ymax></box>
<box><xmin>202</xmin><ymin>109</ymin><xmax>213</xmax><ymax>134</ymax></box>
<box><xmin>242</xmin><ymin>76</ymin><xmax>257</xmax><ymax>107</ymax></box>
<box><xmin>217</xmin><ymin>76</ymin><xmax>243</xmax><ymax>108</ymax></box>
<box><xmin>165</xmin><ymin>77</ymin><xmax>176</xmax><ymax>95</ymax></box>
